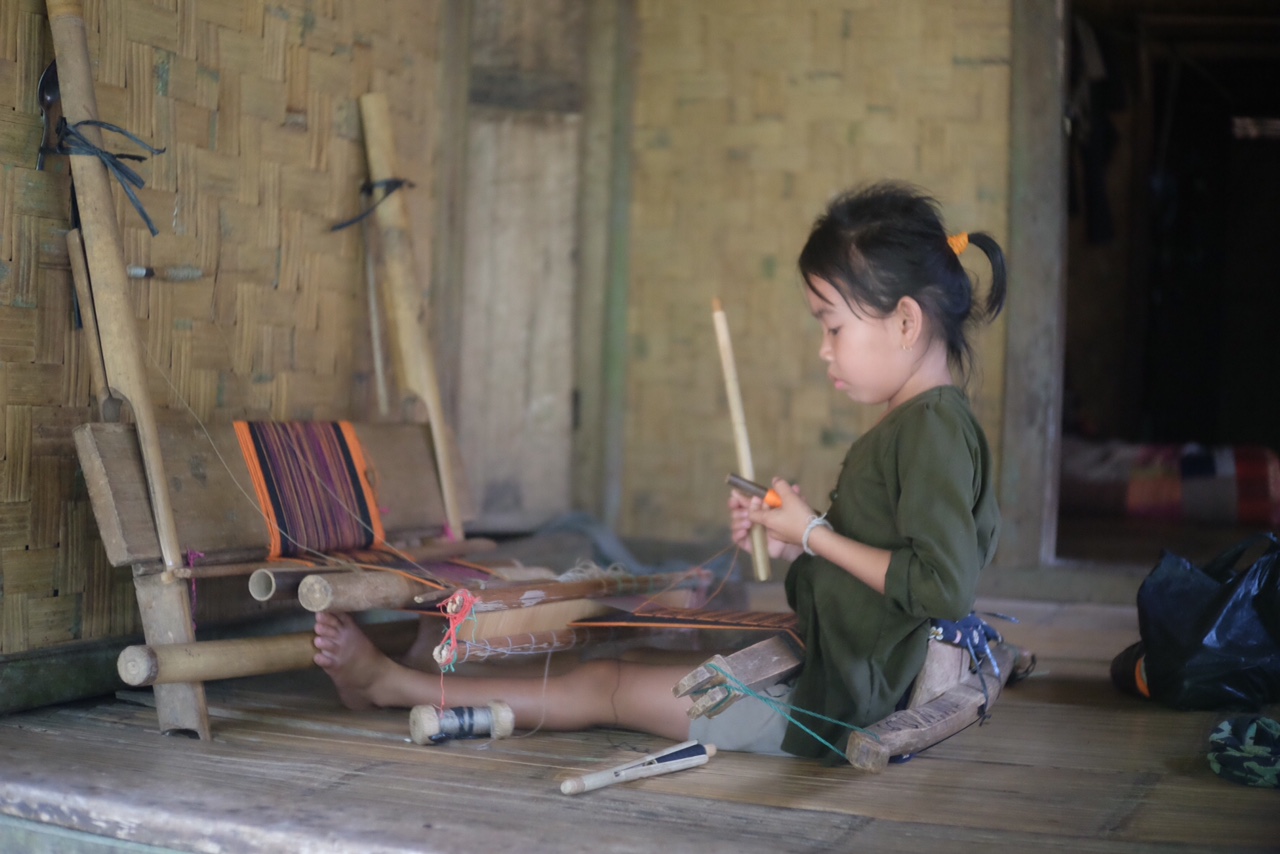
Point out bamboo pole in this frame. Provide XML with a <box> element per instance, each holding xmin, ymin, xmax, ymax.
<box><xmin>116</xmin><ymin>621</ymin><xmax>420</xmax><ymax>687</ymax></box>
<box><xmin>358</xmin><ymin>92</ymin><xmax>465</xmax><ymax>539</ymax></box>
<box><xmin>712</xmin><ymin>299</ymin><xmax>771</xmax><ymax>582</ymax></box>
<box><xmin>297</xmin><ymin>570</ymin><xmax>428</xmax><ymax>613</ymax></box>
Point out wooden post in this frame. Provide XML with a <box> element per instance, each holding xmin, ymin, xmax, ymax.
<box><xmin>358</xmin><ymin>92</ymin><xmax>466</xmax><ymax>540</ymax></box>
<box><xmin>712</xmin><ymin>299</ymin><xmax>771</xmax><ymax>582</ymax></box>
<box><xmin>47</xmin><ymin>0</ymin><xmax>206</xmax><ymax>738</ymax></box>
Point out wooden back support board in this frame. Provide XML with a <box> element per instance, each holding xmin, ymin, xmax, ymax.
<box><xmin>75</xmin><ymin>419</ymin><xmax>470</xmax><ymax>570</ymax></box>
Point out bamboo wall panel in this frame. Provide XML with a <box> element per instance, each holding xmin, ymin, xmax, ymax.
<box><xmin>0</xmin><ymin>0</ymin><xmax>443</xmax><ymax>654</ymax></box>
<box><xmin>621</xmin><ymin>0</ymin><xmax>1014</xmax><ymax>539</ymax></box>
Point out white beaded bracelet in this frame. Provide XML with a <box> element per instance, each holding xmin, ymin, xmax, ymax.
<box><xmin>801</xmin><ymin>513</ymin><xmax>833</xmax><ymax>556</ymax></box>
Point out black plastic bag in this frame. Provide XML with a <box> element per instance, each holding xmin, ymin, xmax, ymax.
<box><xmin>1114</xmin><ymin>534</ymin><xmax>1280</xmax><ymax>710</ymax></box>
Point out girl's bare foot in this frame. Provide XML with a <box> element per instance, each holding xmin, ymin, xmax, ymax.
<box><xmin>313</xmin><ymin>611</ymin><xmax>401</xmax><ymax>710</ymax></box>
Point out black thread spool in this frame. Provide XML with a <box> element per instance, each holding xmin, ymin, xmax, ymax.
<box><xmin>409</xmin><ymin>701</ymin><xmax>515</xmax><ymax>745</ymax></box>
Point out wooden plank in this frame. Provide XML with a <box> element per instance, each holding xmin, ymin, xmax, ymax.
<box><xmin>72</xmin><ymin>420</ymin><xmax>464</xmax><ymax>567</ymax></box>
<box><xmin>458</xmin><ymin>110</ymin><xmax>579</xmax><ymax>531</ymax></box>
<box><xmin>3</xmin><ymin>653</ymin><xmax>1278</xmax><ymax>853</ymax></box>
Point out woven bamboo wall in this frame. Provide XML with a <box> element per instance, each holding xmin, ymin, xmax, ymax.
<box><xmin>620</xmin><ymin>0</ymin><xmax>1013</xmax><ymax>540</ymax></box>
<box><xmin>0</xmin><ymin>0</ymin><xmax>442</xmax><ymax>653</ymax></box>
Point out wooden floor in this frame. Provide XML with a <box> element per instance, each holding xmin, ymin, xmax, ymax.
<box><xmin>1</xmin><ymin>593</ymin><xmax>1277</xmax><ymax>853</ymax></box>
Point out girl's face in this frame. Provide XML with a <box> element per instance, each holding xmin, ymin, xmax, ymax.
<box><xmin>805</xmin><ymin>276</ymin><xmax>923</xmax><ymax>409</ymax></box>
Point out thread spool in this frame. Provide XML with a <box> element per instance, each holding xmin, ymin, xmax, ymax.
<box><xmin>409</xmin><ymin>701</ymin><xmax>515</xmax><ymax>745</ymax></box>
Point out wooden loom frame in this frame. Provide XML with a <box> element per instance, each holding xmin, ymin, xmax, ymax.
<box><xmin>48</xmin><ymin>2</ymin><xmax>487</xmax><ymax>739</ymax></box>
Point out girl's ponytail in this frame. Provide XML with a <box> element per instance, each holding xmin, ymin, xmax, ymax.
<box><xmin>966</xmin><ymin>231</ymin><xmax>1007</xmax><ymax>323</ymax></box>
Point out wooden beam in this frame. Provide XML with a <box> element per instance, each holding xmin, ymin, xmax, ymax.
<box><xmin>432</xmin><ymin>0</ymin><xmax>472</xmax><ymax>428</ymax></box>
<box><xmin>996</xmin><ymin>0</ymin><xmax>1067</xmax><ymax>571</ymax></box>
<box><xmin>599</xmin><ymin>0</ymin><xmax>636</xmax><ymax>530</ymax></box>
<box><xmin>572</xmin><ymin>0</ymin><xmax>621</xmax><ymax>518</ymax></box>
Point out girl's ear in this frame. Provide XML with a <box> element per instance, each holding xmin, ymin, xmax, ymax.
<box><xmin>895</xmin><ymin>297</ymin><xmax>925</xmax><ymax>350</ymax></box>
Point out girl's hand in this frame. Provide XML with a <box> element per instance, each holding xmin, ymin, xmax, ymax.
<box><xmin>729</xmin><ymin>479</ymin><xmax>806</xmax><ymax>562</ymax></box>
<box><xmin>746</xmin><ymin>478</ymin><xmax>817</xmax><ymax>560</ymax></box>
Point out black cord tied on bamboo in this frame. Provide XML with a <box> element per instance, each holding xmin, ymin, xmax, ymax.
<box><xmin>329</xmin><ymin>178</ymin><xmax>414</xmax><ymax>232</ymax></box>
<box><xmin>53</xmin><ymin>117</ymin><xmax>166</xmax><ymax>236</ymax></box>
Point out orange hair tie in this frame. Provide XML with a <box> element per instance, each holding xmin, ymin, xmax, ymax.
<box><xmin>947</xmin><ymin>232</ymin><xmax>969</xmax><ymax>256</ymax></box>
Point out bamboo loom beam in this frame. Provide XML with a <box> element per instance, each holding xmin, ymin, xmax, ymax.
<box><xmin>48</xmin><ymin>0</ymin><xmax>206</xmax><ymax>738</ymax></box>
<box><xmin>298</xmin><ymin>571</ymin><xmax>427</xmax><ymax>613</ymax></box>
<box><xmin>297</xmin><ymin>569</ymin><xmax>708</xmax><ymax>614</ymax></box>
<box><xmin>712</xmin><ymin>299</ymin><xmax>771</xmax><ymax>582</ymax></box>
<box><xmin>116</xmin><ymin>621</ymin><xmax>420</xmax><ymax>687</ymax></box>
<box><xmin>358</xmin><ymin>92</ymin><xmax>466</xmax><ymax>540</ymax></box>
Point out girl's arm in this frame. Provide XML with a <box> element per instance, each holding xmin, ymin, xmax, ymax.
<box><xmin>747</xmin><ymin>477</ymin><xmax>891</xmax><ymax>593</ymax></box>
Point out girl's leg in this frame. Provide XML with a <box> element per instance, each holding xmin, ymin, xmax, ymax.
<box><xmin>314</xmin><ymin>611</ymin><xmax>696</xmax><ymax>741</ymax></box>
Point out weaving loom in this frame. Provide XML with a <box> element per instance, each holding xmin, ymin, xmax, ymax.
<box><xmin>52</xmin><ymin>0</ymin><xmax>1031</xmax><ymax>761</ymax></box>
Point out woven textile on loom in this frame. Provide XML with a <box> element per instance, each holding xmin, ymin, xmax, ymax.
<box><xmin>234</xmin><ymin>421</ymin><xmax>387</xmax><ymax>558</ymax></box>
<box><xmin>1060</xmin><ymin>437</ymin><xmax>1280</xmax><ymax>526</ymax></box>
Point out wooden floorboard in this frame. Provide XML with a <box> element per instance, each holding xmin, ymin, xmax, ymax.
<box><xmin>1</xmin><ymin>598</ymin><xmax>1277</xmax><ymax>853</ymax></box>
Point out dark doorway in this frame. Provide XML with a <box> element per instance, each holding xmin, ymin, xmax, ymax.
<box><xmin>1057</xmin><ymin>7</ymin><xmax>1280</xmax><ymax>565</ymax></box>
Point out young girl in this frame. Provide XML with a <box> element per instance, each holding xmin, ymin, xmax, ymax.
<box><xmin>314</xmin><ymin>181</ymin><xmax>1007</xmax><ymax>759</ymax></box>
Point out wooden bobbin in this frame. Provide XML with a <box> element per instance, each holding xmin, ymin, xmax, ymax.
<box><xmin>409</xmin><ymin>701</ymin><xmax>515</xmax><ymax>745</ymax></box>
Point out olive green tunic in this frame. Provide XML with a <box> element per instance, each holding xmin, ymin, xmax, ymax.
<box><xmin>781</xmin><ymin>385</ymin><xmax>1000</xmax><ymax>759</ymax></box>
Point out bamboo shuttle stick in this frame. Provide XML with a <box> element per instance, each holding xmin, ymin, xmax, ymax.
<box><xmin>560</xmin><ymin>741</ymin><xmax>716</xmax><ymax>795</ymax></box>
<box><xmin>362</xmin><ymin>214</ymin><xmax>391</xmax><ymax>417</ymax></box>
<box><xmin>66</xmin><ymin>228</ymin><xmax>120</xmax><ymax>421</ymax></box>
<box><xmin>712</xmin><ymin>298</ymin><xmax>771</xmax><ymax>581</ymax></box>
<box><xmin>358</xmin><ymin>92</ymin><xmax>465</xmax><ymax>539</ymax></box>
